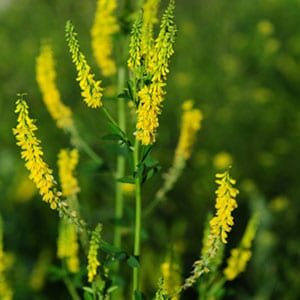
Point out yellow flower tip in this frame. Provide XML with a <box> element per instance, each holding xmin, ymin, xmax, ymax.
<box><xmin>13</xmin><ymin>97</ymin><xmax>60</xmax><ymax>210</ymax></box>
<box><xmin>36</xmin><ymin>42</ymin><xmax>74</xmax><ymax>130</ymax></box>
<box><xmin>141</xmin><ymin>0</ymin><xmax>160</xmax><ymax>68</ymax></box>
<box><xmin>65</xmin><ymin>21</ymin><xmax>103</xmax><ymax>108</ymax></box>
<box><xmin>175</xmin><ymin>100</ymin><xmax>202</xmax><ymax>160</ymax></box>
<box><xmin>87</xmin><ymin>224</ymin><xmax>102</xmax><ymax>282</ymax></box>
<box><xmin>213</xmin><ymin>152</ymin><xmax>233</xmax><ymax>170</ymax></box>
<box><xmin>91</xmin><ymin>0</ymin><xmax>119</xmax><ymax>77</ymax></box>
<box><xmin>209</xmin><ymin>170</ymin><xmax>239</xmax><ymax>244</ymax></box>
<box><xmin>58</xmin><ymin>149</ymin><xmax>80</xmax><ymax>198</ymax></box>
<box><xmin>128</xmin><ymin>10</ymin><xmax>143</xmax><ymax>72</ymax></box>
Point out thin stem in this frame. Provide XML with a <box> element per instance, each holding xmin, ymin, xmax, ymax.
<box><xmin>102</xmin><ymin>106</ymin><xmax>121</xmax><ymax>131</ymax></box>
<box><xmin>68</xmin><ymin>126</ymin><xmax>103</xmax><ymax>165</ymax></box>
<box><xmin>133</xmin><ymin>138</ymin><xmax>142</xmax><ymax>297</ymax></box>
<box><xmin>114</xmin><ymin>66</ymin><xmax>126</xmax><ymax>249</ymax></box>
<box><xmin>63</xmin><ymin>275</ymin><xmax>80</xmax><ymax>300</ymax></box>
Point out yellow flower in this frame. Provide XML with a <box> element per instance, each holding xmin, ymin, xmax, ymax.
<box><xmin>136</xmin><ymin>83</ymin><xmax>163</xmax><ymax>144</ymax></box>
<box><xmin>183</xmin><ymin>170</ymin><xmax>238</xmax><ymax>289</ymax></box>
<box><xmin>57</xmin><ymin>219</ymin><xmax>80</xmax><ymax>273</ymax></box>
<box><xmin>36</xmin><ymin>43</ymin><xmax>74</xmax><ymax>130</ymax></box>
<box><xmin>91</xmin><ymin>0</ymin><xmax>119</xmax><ymax>77</ymax></box>
<box><xmin>13</xmin><ymin>97</ymin><xmax>60</xmax><ymax>210</ymax></box>
<box><xmin>140</xmin><ymin>0</ymin><xmax>160</xmax><ymax>68</ymax></box>
<box><xmin>209</xmin><ymin>170</ymin><xmax>239</xmax><ymax>243</ymax></box>
<box><xmin>136</xmin><ymin>0</ymin><xmax>176</xmax><ymax>145</ymax></box>
<box><xmin>213</xmin><ymin>152</ymin><xmax>233</xmax><ymax>170</ymax></box>
<box><xmin>87</xmin><ymin>224</ymin><xmax>102</xmax><ymax>282</ymax></box>
<box><xmin>175</xmin><ymin>100</ymin><xmax>202</xmax><ymax>161</ymax></box>
<box><xmin>128</xmin><ymin>11</ymin><xmax>143</xmax><ymax>72</ymax></box>
<box><xmin>66</xmin><ymin>21</ymin><xmax>103</xmax><ymax>108</ymax></box>
<box><xmin>58</xmin><ymin>149</ymin><xmax>80</xmax><ymax>197</ymax></box>
<box><xmin>224</xmin><ymin>215</ymin><xmax>258</xmax><ymax>280</ymax></box>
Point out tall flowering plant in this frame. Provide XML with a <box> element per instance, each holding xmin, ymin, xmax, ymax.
<box><xmin>11</xmin><ymin>1</ymin><xmax>258</xmax><ymax>299</ymax></box>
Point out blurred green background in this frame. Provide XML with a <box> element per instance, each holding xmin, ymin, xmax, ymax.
<box><xmin>1</xmin><ymin>0</ymin><xmax>300</xmax><ymax>299</ymax></box>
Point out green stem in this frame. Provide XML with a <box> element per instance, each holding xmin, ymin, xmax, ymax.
<box><xmin>133</xmin><ymin>138</ymin><xmax>142</xmax><ymax>297</ymax></box>
<box><xmin>69</xmin><ymin>126</ymin><xmax>103</xmax><ymax>165</ymax></box>
<box><xmin>102</xmin><ymin>106</ymin><xmax>122</xmax><ymax>131</ymax></box>
<box><xmin>114</xmin><ymin>66</ymin><xmax>126</xmax><ymax>249</ymax></box>
<box><xmin>63</xmin><ymin>275</ymin><xmax>80</xmax><ymax>300</ymax></box>
<box><xmin>111</xmin><ymin>68</ymin><xmax>126</xmax><ymax>300</ymax></box>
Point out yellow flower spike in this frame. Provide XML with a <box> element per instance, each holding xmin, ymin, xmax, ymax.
<box><xmin>65</xmin><ymin>21</ymin><xmax>103</xmax><ymax>108</ymax></box>
<box><xmin>128</xmin><ymin>10</ymin><xmax>143</xmax><ymax>72</ymax></box>
<box><xmin>141</xmin><ymin>0</ymin><xmax>160</xmax><ymax>68</ymax></box>
<box><xmin>183</xmin><ymin>170</ymin><xmax>238</xmax><ymax>289</ymax></box>
<box><xmin>36</xmin><ymin>43</ymin><xmax>74</xmax><ymax>130</ymax></box>
<box><xmin>136</xmin><ymin>0</ymin><xmax>177</xmax><ymax>145</ymax></box>
<box><xmin>224</xmin><ymin>215</ymin><xmax>259</xmax><ymax>280</ymax></box>
<box><xmin>13</xmin><ymin>97</ymin><xmax>60</xmax><ymax>210</ymax></box>
<box><xmin>175</xmin><ymin>100</ymin><xmax>203</xmax><ymax>161</ymax></box>
<box><xmin>57</xmin><ymin>219</ymin><xmax>80</xmax><ymax>273</ymax></box>
<box><xmin>91</xmin><ymin>0</ymin><xmax>119</xmax><ymax>77</ymax></box>
<box><xmin>209</xmin><ymin>170</ymin><xmax>239</xmax><ymax>244</ymax></box>
<box><xmin>87</xmin><ymin>224</ymin><xmax>102</xmax><ymax>282</ymax></box>
<box><xmin>58</xmin><ymin>149</ymin><xmax>80</xmax><ymax>197</ymax></box>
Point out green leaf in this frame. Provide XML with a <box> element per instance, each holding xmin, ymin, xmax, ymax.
<box><xmin>115</xmin><ymin>251</ymin><xmax>127</xmax><ymax>261</ymax></box>
<box><xmin>102</xmin><ymin>133</ymin><xmax>123</xmax><ymax>141</ymax></box>
<box><xmin>100</xmin><ymin>240</ymin><xmax>121</xmax><ymax>254</ymax></box>
<box><xmin>127</xmin><ymin>255</ymin><xmax>140</xmax><ymax>268</ymax></box>
<box><xmin>107</xmin><ymin>285</ymin><xmax>119</xmax><ymax>294</ymax></box>
<box><xmin>141</xmin><ymin>145</ymin><xmax>153</xmax><ymax>162</ymax></box>
<box><xmin>83</xmin><ymin>287</ymin><xmax>94</xmax><ymax>294</ymax></box>
<box><xmin>83</xmin><ymin>291</ymin><xmax>94</xmax><ymax>300</ymax></box>
<box><xmin>117</xmin><ymin>176</ymin><xmax>135</xmax><ymax>184</ymax></box>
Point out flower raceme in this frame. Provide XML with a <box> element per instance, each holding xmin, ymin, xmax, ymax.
<box><xmin>224</xmin><ymin>215</ymin><xmax>259</xmax><ymax>280</ymax></box>
<box><xmin>175</xmin><ymin>100</ymin><xmax>203</xmax><ymax>161</ymax></box>
<box><xmin>210</xmin><ymin>171</ymin><xmax>239</xmax><ymax>244</ymax></box>
<box><xmin>36</xmin><ymin>43</ymin><xmax>74</xmax><ymax>130</ymax></box>
<box><xmin>91</xmin><ymin>0</ymin><xmax>119</xmax><ymax>77</ymax></box>
<box><xmin>87</xmin><ymin>224</ymin><xmax>102</xmax><ymax>282</ymax></box>
<box><xmin>58</xmin><ymin>149</ymin><xmax>80</xmax><ymax>197</ymax></box>
<box><xmin>57</xmin><ymin>219</ymin><xmax>80</xmax><ymax>273</ymax></box>
<box><xmin>13</xmin><ymin>97</ymin><xmax>60</xmax><ymax>210</ymax></box>
<box><xmin>65</xmin><ymin>21</ymin><xmax>103</xmax><ymax>108</ymax></box>
<box><xmin>128</xmin><ymin>11</ymin><xmax>142</xmax><ymax>73</ymax></box>
<box><xmin>183</xmin><ymin>171</ymin><xmax>238</xmax><ymax>290</ymax></box>
<box><xmin>140</xmin><ymin>0</ymin><xmax>160</xmax><ymax>68</ymax></box>
<box><xmin>129</xmin><ymin>0</ymin><xmax>177</xmax><ymax>145</ymax></box>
